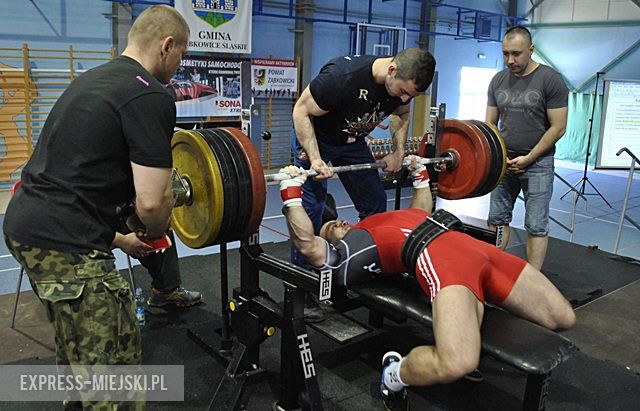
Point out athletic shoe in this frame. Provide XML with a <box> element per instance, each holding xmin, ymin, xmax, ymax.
<box><xmin>464</xmin><ymin>368</ymin><xmax>484</xmax><ymax>382</ymax></box>
<box><xmin>380</xmin><ymin>351</ymin><xmax>409</xmax><ymax>411</ymax></box>
<box><xmin>147</xmin><ymin>287</ymin><xmax>202</xmax><ymax>307</ymax></box>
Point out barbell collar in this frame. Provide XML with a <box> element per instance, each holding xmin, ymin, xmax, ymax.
<box><xmin>172</xmin><ymin>168</ymin><xmax>192</xmax><ymax>207</ymax></box>
<box><xmin>263</xmin><ymin>155</ymin><xmax>454</xmax><ymax>182</ymax></box>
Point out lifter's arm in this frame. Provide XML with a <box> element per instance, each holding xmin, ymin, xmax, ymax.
<box><xmin>406</xmin><ymin>155</ymin><xmax>434</xmax><ymax>212</ymax></box>
<box><xmin>284</xmin><ymin>206</ymin><xmax>327</xmax><ymax>267</ymax></box>
<box><xmin>409</xmin><ymin>186</ymin><xmax>433</xmax><ymax>212</ymax></box>
<box><xmin>280</xmin><ymin>165</ymin><xmax>328</xmax><ymax>267</ymax></box>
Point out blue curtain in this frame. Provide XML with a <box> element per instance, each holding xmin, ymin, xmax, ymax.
<box><xmin>555</xmin><ymin>92</ymin><xmax>603</xmax><ymax>165</ymax></box>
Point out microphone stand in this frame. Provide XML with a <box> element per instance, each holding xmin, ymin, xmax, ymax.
<box><xmin>560</xmin><ymin>71</ymin><xmax>612</xmax><ymax>208</ymax></box>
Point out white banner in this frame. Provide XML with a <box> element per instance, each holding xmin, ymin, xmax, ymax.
<box><xmin>251</xmin><ymin>58</ymin><xmax>298</xmax><ymax>99</ymax></box>
<box><xmin>174</xmin><ymin>0</ymin><xmax>252</xmax><ymax>54</ymax></box>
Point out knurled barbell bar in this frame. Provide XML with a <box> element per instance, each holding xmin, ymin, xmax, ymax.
<box><xmin>170</xmin><ymin>121</ymin><xmax>506</xmax><ymax>249</ymax></box>
<box><xmin>262</xmin><ymin>154</ymin><xmax>456</xmax><ymax>182</ymax></box>
<box><xmin>172</xmin><ymin>144</ymin><xmax>456</xmax><ymax>205</ymax></box>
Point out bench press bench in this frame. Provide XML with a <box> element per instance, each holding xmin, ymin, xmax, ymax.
<box><xmin>350</xmin><ymin>276</ymin><xmax>578</xmax><ymax>411</ymax></box>
<box><xmin>204</xmin><ymin>217</ymin><xmax>576</xmax><ymax>411</ymax></box>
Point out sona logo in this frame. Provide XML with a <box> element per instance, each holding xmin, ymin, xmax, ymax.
<box><xmin>192</xmin><ymin>0</ymin><xmax>237</xmax><ymax>29</ymax></box>
<box><xmin>297</xmin><ymin>333</ymin><xmax>316</xmax><ymax>379</ymax></box>
<box><xmin>216</xmin><ymin>100</ymin><xmax>241</xmax><ymax>107</ymax></box>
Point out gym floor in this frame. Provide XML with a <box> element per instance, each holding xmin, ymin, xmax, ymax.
<box><xmin>0</xmin><ymin>159</ymin><xmax>639</xmax><ymax>409</ymax></box>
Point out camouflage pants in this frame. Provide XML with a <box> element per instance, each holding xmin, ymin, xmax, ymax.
<box><xmin>6</xmin><ymin>237</ymin><xmax>144</xmax><ymax>411</ymax></box>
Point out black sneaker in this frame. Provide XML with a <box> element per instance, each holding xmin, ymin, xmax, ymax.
<box><xmin>464</xmin><ymin>368</ymin><xmax>484</xmax><ymax>382</ymax></box>
<box><xmin>147</xmin><ymin>287</ymin><xmax>202</xmax><ymax>307</ymax></box>
<box><xmin>380</xmin><ymin>351</ymin><xmax>408</xmax><ymax>411</ymax></box>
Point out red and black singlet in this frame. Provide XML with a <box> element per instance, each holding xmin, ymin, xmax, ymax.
<box><xmin>317</xmin><ymin>209</ymin><xmax>429</xmax><ymax>288</ymax></box>
<box><xmin>316</xmin><ymin>208</ymin><xmax>526</xmax><ymax>303</ymax></box>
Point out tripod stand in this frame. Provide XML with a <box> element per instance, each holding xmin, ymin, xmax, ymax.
<box><xmin>560</xmin><ymin>71</ymin><xmax>612</xmax><ymax>208</ymax></box>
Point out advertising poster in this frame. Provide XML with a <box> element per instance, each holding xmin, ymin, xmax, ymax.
<box><xmin>174</xmin><ymin>0</ymin><xmax>252</xmax><ymax>54</ymax></box>
<box><xmin>251</xmin><ymin>58</ymin><xmax>298</xmax><ymax>99</ymax></box>
<box><xmin>169</xmin><ymin>55</ymin><xmax>247</xmax><ymax>118</ymax></box>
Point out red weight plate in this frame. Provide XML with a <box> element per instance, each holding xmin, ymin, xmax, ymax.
<box><xmin>437</xmin><ymin>119</ymin><xmax>490</xmax><ymax>199</ymax></box>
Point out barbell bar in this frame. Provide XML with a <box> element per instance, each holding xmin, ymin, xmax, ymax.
<box><xmin>170</xmin><ymin>122</ymin><xmax>506</xmax><ymax>249</ymax></box>
<box><xmin>262</xmin><ymin>154</ymin><xmax>455</xmax><ymax>182</ymax></box>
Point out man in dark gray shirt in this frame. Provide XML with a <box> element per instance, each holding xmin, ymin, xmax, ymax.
<box><xmin>486</xmin><ymin>26</ymin><xmax>569</xmax><ymax>270</ymax></box>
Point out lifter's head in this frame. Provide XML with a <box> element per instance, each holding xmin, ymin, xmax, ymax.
<box><xmin>319</xmin><ymin>220</ymin><xmax>352</xmax><ymax>245</ymax></box>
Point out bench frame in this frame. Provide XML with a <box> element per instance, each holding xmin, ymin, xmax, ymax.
<box><xmin>202</xmin><ymin>238</ymin><xmax>576</xmax><ymax>411</ymax></box>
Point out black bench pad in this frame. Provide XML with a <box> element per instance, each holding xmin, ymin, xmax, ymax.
<box><xmin>350</xmin><ymin>277</ymin><xmax>577</xmax><ymax>375</ymax></box>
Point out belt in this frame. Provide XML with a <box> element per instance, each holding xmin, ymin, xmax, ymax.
<box><xmin>401</xmin><ymin>209</ymin><xmax>464</xmax><ymax>273</ymax></box>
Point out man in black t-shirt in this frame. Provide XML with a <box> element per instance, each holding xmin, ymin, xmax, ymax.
<box><xmin>4</xmin><ymin>6</ymin><xmax>190</xmax><ymax>403</ymax></box>
<box><xmin>291</xmin><ymin>49</ymin><xmax>436</xmax><ymax>270</ymax></box>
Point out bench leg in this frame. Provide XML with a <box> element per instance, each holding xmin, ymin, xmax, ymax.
<box><xmin>522</xmin><ymin>372</ymin><xmax>551</xmax><ymax>411</ymax></box>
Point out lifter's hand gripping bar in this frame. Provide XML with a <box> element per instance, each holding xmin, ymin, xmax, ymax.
<box><xmin>264</xmin><ymin>154</ymin><xmax>454</xmax><ymax>182</ymax></box>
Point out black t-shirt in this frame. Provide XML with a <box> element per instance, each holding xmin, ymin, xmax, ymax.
<box><xmin>309</xmin><ymin>55</ymin><xmax>408</xmax><ymax>146</ymax></box>
<box><xmin>4</xmin><ymin>56</ymin><xmax>176</xmax><ymax>253</ymax></box>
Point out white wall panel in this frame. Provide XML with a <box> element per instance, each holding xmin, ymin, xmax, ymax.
<box><xmin>533</xmin><ymin>0</ymin><xmax>640</xmax><ymax>23</ymax></box>
<box><xmin>609</xmin><ymin>1</ymin><xmax>640</xmax><ymax>19</ymax></box>
<box><xmin>536</xmin><ymin>2</ymin><xmax>574</xmax><ymax>23</ymax></box>
<box><xmin>573</xmin><ymin>1</ymin><xmax>611</xmax><ymax>21</ymax></box>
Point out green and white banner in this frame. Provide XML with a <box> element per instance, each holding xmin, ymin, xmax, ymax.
<box><xmin>251</xmin><ymin>58</ymin><xmax>298</xmax><ymax>99</ymax></box>
<box><xmin>174</xmin><ymin>0</ymin><xmax>252</xmax><ymax>54</ymax></box>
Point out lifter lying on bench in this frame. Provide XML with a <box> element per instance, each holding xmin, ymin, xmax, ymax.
<box><xmin>278</xmin><ymin>155</ymin><xmax>576</xmax><ymax>411</ymax></box>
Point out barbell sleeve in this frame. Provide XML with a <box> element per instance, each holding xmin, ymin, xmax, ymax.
<box><xmin>263</xmin><ymin>155</ymin><xmax>454</xmax><ymax>182</ymax></box>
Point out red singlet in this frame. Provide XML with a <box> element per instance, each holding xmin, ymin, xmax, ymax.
<box><xmin>353</xmin><ymin>208</ymin><xmax>428</xmax><ymax>273</ymax></box>
<box><xmin>354</xmin><ymin>209</ymin><xmax>526</xmax><ymax>303</ymax></box>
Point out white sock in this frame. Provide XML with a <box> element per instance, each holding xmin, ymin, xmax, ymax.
<box><xmin>383</xmin><ymin>359</ymin><xmax>408</xmax><ymax>392</ymax></box>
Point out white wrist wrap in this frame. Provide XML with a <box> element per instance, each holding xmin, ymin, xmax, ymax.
<box><xmin>411</xmin><ymin>165</ymin><xmax>430</xmax><ymax>189</ymax></box>
<box><xmin>280</xmin><ymin>178</ymin><xmax>304</xmax><ymax>208</ymax></box>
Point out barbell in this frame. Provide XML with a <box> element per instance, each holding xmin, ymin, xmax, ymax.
<box><xmin>170</xmin><ymin>121</ymin><xmax>506</xmax><ymax>248</ymax></box>
<box><xmin>263</xmin><ymin>154</ymin><xmax>455</xmax><ymax>182</ymax></box>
